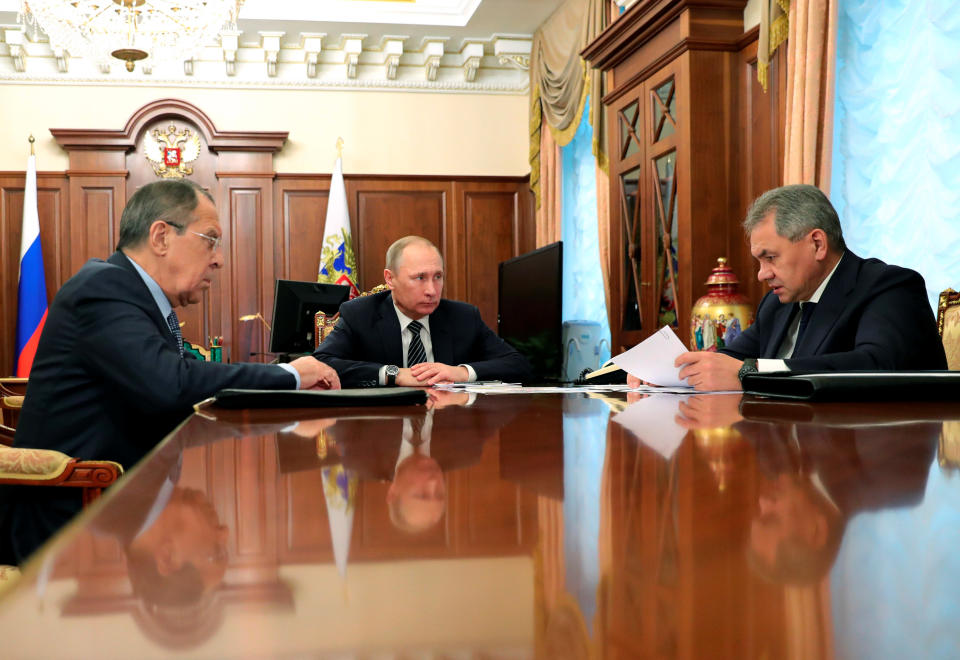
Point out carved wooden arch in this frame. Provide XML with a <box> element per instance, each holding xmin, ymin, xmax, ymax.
<box><xmin>50</xmin><ymin>98</ymin><xmax>287</xmax><ymax>154</ymax></box>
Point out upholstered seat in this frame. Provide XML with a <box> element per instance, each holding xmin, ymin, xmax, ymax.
<box><xmin>314</xmin><ymin>283</ymin><xmax>389</xmax><ymax>348</ymax></box>
<box><xmin>937</xmin><ymin>288</ymin><xmax>960</xmax><ymax>370</ymax></box>
<box><xmin>0</xmin><ymin>445</ymin><xmax>123</xmax><ymax>506</ymax></box>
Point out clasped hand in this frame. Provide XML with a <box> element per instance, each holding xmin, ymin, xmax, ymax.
<box><xmin>398</xmin><ymin>362</ymin><xmax>469</xmax><ymax>386</ymax></box>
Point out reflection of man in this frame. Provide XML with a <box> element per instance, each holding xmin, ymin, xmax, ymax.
<box><xmin>15</xmin><ymin>180</ymin><xmax>338</xmax><ymax>467</ymax></box>
<box><xmin>124</xmin><ymin>487</ymin><xmax>228</xmax><ymax>607</ymax></box>
<box><xmin>314</xmin><ymin>235</ymin><xmax>532</xmax><ymax>388</ymax></box>
<box><xmin>742</xmin><ymin>421</ymin><xmax>937</xmax><ymax>583</ymax></box>
<box><xmin>630</xmin><ymin>185</ymin><xmax>946</xmax><ymax>391</ymax></box>
<box><xmin>387</xmin><ymin>411</ymin><xmax>447</xmax><ymax>533</ymax></box>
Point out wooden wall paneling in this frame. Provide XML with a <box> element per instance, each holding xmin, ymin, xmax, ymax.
<box><xmin>0</xmin><ymin>173</ymin><xmax>67</xmax><ymax>373</ymax></box>
<box><xmin>457</xmin><ymin>181</ymin><xmax>526</xmax><ymax>329</ymax></box>
<box><xmin>218</xmin><ymin>177</ymin><xmax>273</xmax><ymax>363</ymax></box>
<box><xmin>66</xmin><ymin>176</ymin><xmax>125</xmax><ymax>279</ymax></box>
<box><xmin>733</xmin><ymin>31</ymin><xmax>788</xmax><ymax>307</ymax></box>
<box><xmin>349</xmin><ymin>179</ymin><xmax>452</xmax><ymax>294</ymax></box>
<box><xmin>273</xmin><ymin>177</ymin><xmax>331</xmax><ymax>287</ymax></box>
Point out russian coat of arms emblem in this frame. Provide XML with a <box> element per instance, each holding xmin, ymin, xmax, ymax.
<box><xmin>144</xmin><ymin>124</ymin><xmax>202</xmax><ymax>179</ymax></box>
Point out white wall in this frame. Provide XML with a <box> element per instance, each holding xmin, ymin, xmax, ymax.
<box><xmin>0</xmin><ymin>84</ymin><xmax>530</xmax><ymax>176</ymax></box>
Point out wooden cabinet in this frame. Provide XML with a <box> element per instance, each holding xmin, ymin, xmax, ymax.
<box><xmin>584</xmin><ymin>0</ymin><xmax>753</xmax><ymax>351</ymax></box>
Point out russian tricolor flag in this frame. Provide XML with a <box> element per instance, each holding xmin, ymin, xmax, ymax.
<box><xmin>14</xmin><ymin>153</ymin><xmax>48</xmax><ymax>377</ymax></box>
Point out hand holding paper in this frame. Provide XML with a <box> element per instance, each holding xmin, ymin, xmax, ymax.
<box><xmin>610</xmin><ymin>326</ymin><xmax>691</xmax><ymax>387</ymax></box>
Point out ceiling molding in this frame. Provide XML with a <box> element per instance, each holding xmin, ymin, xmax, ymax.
<box><xmin>0</xmin><ymin>27</ymin><xmax>532</xmax><ymax>93</ymax></box>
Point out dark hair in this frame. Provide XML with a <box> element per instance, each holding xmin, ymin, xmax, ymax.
<box><xmin>743</xmin><ymin>184</ymin><xmax>846</xmax><ymax>253</ymax></box>
<box><xmin>117</xmin><ymin>180</ymin><xmax>214</xmax><ymax>251</ymax></box>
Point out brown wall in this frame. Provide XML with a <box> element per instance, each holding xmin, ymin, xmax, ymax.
<box><xmin>0</xmin><ymin>100</ymin><xmax>533</xmax><ymax>372</ymax></box>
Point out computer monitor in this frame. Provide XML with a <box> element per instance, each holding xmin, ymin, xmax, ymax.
<box><xmin>269</xmin><ymin>279</ymin><xmax>351</xmax><ymax>355</ymax></box>
<box><xmin>498</xmin><ymin>241</ymin><xmax>563</xmax><ymax>382</ymax></box>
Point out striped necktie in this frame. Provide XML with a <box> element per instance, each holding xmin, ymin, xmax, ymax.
<box><xmin>407</xmin><ymin>320</ymin><xmax>427</xmax><ymax>367</ymax></box>
<box><xmin>166</xmin><ymin>310</ymin><xmax>184</xmax><ymax>358</ymax></box>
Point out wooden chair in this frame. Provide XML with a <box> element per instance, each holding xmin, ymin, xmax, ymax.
<box><xmin>314</xmin><ymin>284</ymin><xmax>389</xmax><ymax>348</ymax></box>
<box><xmin>0</xmin><ymin>377</ymin><xmax>26</xmax><ymax>431</ymax></box>
<box><xmin>937</xmin><ymin>288</ymin><xmax>960</xmax><ymax>370</ymax></box>
<box><xmin>0</xmin><ymin>445</ymin><xmax>123</xmax><ymax>508</ymax></box>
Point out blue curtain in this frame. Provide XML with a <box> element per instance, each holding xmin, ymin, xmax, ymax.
<box><xmin>831</xmin><ymin>0</ymin><xmax>960</xmax><ymax>311</ymax></box>
<box><xmin>561</xmin><ymin>95</ymin><xmax>612</xmax><ymax>359</ymax></box>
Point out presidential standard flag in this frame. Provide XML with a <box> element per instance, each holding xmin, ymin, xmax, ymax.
<box><xmin>318</xmin><ymin>155</ymin><xmax>360</xmax><ymax>298</ymax></box>
<box><xmin>14</xmin><ymin>152</ymin><xmax>48</xmax><ymax>377</ymax></box>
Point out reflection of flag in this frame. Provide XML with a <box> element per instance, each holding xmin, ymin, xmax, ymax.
<box><xmin>321</xmin><ymin>464</ymin><xmax>358</xmax><ymax>578</ymax></box>
<box><xmin>318</xmin><ymin>155</ymin><xmax>359</xmax><ymax>298</ymax></box>
<box><xmin>14</xmin><ymin>153</ymin><xmax>47</xmax><ymax>377</ymax></box>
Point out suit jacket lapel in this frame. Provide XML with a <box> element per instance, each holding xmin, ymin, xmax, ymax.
<box><xmin>763</xmin><ymin>301</ymin><xmax>798</xmax><ymax>358</ymax></box>
<box><xmin>429</xmin><ymin>304</ymin><xmax>454</xmax><ymax>364</ymax></box>
<box><xmin>109</xmin><ymin>251</ymin><xmax>179</xmax><ymax>352</ymax></box>
<box><xmin>376</xmin><ymin>293</ymin><xmax>404</xmax><ymax>365</ymax></box>
<box><xmin>794</xmin><ymin>253</ymin><xmax>859</xmax><ymax>358</ymax></box>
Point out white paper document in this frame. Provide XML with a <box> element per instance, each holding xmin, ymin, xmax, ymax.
<box><xmin>612</xmin><ymin>394</ymin><xmax>689</xmax><ymax>460</ymax></box>
<box><xmin>610</xmin><ymin>326</ymin><xmax>691</xmax><ymax>387</ymax></box>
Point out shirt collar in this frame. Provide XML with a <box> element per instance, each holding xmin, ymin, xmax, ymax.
<box><xmin>806</xmin><ymin>252</ymin><xmax>844</xmax><ymax>305</ymax></box>
<box><xmin>393</xmin><ymin>303</ymin><xmax>431</xmax><ymax>334</ymax></box>
<box><xmin>125</xmin><ymin>252</ymin><xmax>173</xmax><ymax>319</ymax></box>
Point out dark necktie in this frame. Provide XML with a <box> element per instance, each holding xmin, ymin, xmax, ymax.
<box><xmin>795</xmin><ymin>302</ymin><xmax>817</xmax><ymax>348</ymax></box>
<box><xmin>166</xmin><ymin>310</ymin><xmax>184</xmax><ymax>358</ymax></box>
<box><xmin>407</xmin><ymin>320</ymin><xmax>427</xmax><ymax>367</ymax></box>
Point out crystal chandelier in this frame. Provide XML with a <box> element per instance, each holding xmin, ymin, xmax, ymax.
<box><xmin>20</xmin><ymin>0</ymin><xmax>244</xmax><ymax>72</ymax></box>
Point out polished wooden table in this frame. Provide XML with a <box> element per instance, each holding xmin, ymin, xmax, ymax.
<box><xmin>2</xmin><ymin>390</ymin><xmax>960</xmax><ymax>658</ymax></box>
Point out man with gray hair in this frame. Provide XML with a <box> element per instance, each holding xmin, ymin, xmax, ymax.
<box><xmin>638</xmin><ymin>184</ymin><xmax>946</xmax><ymax>391</ymax></box>
<box><xmin>314</xmin><ymin>235</ymin><xmax>532</xmax><ymax>387</ymax></box>
<box><xmin>15</xmin><ymin>180</ymin><xmax>339</xmax><ymax>468</ymax></box>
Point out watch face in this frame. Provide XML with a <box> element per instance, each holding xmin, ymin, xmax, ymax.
<box><xmin>386</xmin><ymin>365</ymin><xmax>399</xmax><ymax>376</ymax></box>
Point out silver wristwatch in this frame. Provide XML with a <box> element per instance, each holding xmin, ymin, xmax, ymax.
<box><xmin>385</xmin><ymin>364</ymin><xmax>400</xmax><ymax>386</ymax></box>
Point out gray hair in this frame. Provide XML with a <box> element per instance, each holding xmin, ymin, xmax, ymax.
<box><xmin>385</xmin><ymin>235</ymin><xmax>442</xmax><ymax>271</ymax></box>
<box><xmin>743</xmin><ymin>184</ymin><xmax>846</xmax><ymax>253</ymax></box>
<box><xmin>117</xmin><ymin>180</ymin><xmax>214</xmax><ymax>251</ymax></box>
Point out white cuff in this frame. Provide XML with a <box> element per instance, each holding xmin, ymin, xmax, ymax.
<box><xmin>757</xmin><ymin>358</ymin><xmax>790</xmax><ymax>373</ymax></box>
<box><xmin>277</xmin><ymin>363</ymin><xmax>300</xmax><ymax>389</ymax></box>
<box><xmin>459</xmin><ymin>364</ymin><xmax>478</xmax><ymax>382</ymax></box>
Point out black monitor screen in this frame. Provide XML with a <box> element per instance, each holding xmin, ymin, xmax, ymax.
<box><xmin>269</xmin><ymin>280</ymin><xmax>351</xmax><ymax>354</ymax></box>
<box><xmin>498</xmin><ymin>241</ymin><xmax>563</xmax><ymax>381</ymax></box>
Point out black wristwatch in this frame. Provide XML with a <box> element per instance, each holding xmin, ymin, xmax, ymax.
<box><xmin>737</xmin><ymin>358</ymin><xmax>758</xmax><ymax>385</ymax></box>
<box><xmin>385</xmin><ymin>364</ymin><xmax>400</xmax><ymax>387</ymax></box>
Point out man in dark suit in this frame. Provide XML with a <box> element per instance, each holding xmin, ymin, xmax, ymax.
<box><xmin>14</xmin><ymin>180</ymin><xmax>339</xmax><ymax>467</ymax></box>
<box><xmin>632</xmin><ymin>184</ymin><xmax>946</xmax><ymax>391</ymax></box>
<box><xmin>314</xmin><ymin>235</ymin><xmax>532</xmax><ymax>388</ymax></box>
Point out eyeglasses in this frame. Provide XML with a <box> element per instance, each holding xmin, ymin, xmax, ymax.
<box><xmin>164</xmin><ymin>221</ymin><xmax>222</xmax><ymax>250</ymax></box>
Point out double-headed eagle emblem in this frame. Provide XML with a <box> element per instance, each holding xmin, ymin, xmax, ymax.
<box><xmin>144</xmin><ymin>124</ymin><xmax>202</xmax><ymax>179</ymax></box>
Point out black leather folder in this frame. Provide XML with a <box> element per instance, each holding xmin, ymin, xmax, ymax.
<box><xmin>211</xmin><ymin>387</ymin><xmax>428</xmax><ymax>409</ymax></box>
<box><xmin>741</xmin><ymin>371</ymin><xmax>960</xmax><ymax>401</ymax></box>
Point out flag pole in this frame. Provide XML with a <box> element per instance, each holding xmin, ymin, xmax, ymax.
<box><xmin>28</xmin><ymin>134</ymin><xmax>34</xmax><ymax>155</ymax></box>
<box><xmin>335</xmin><ymin>136</ymin><xmax>344</xmax><ymax>160</ymax></box>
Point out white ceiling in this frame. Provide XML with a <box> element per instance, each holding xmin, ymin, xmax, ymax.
<box><xmin>0</xmin><ymin>0</ymin><xmax>566</xmax><ymax>88</ymax></box>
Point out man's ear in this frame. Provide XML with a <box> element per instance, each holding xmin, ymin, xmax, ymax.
<box><xmin>148</xmin><ymin>220</ymin><xmax>172</xmax><ymax>256</ymax></box>
<box><xmin>810</xmin><ymin>229</ymin><xmax>829</xmax><ymax>260</ymax></box>
<box><xmin>383</xmin><ymin>268</ymin><xmax>395</xmax><ymax>289</ymax></box>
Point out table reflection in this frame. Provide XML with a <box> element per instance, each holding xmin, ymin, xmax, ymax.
<box><xmin>1</xmin><ymin>393</ymin><xmax>959</xmax><ymax>658</ymax></box>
